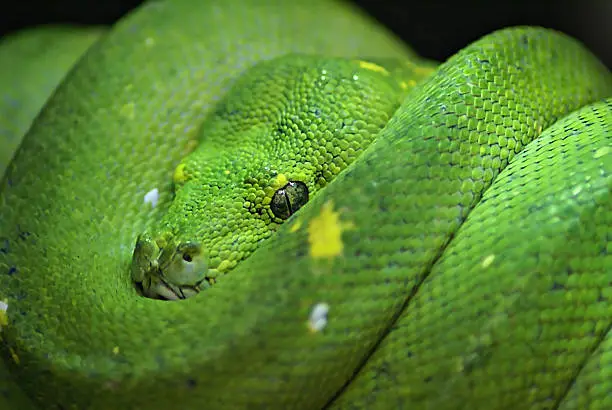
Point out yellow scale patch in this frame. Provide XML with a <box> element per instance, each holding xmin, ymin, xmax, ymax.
<box><xmin>400</xmin><ymin>79</ymin><xmax>418</xmax><ymax>90</ymax></box>
<box><xmin>273</xmin><ymin>174</ymin><xmax>289</xmax><ymax>189</ymax></box>
<box><xmin>0</xmin><ymin>309</ymin><xmax>7</xmax><ymax>330</ymax></box>
<box><xmin>263</xmin><ymin>174</ymin><xmax>291</xmax><ymax>205</ymax></box>
<box><xmin>357</xmin><ymin>60</ymin><xmax>389</xmax><ymax>76</ymax></box>
<box><xmin>9</xmin><ymin>348</ymin><xmax>19</xmax><ymax>364</ymax></box>
<box><xmin>173</xmin><ymin>163</ymin><xmax>188</xmax><ymax>184</ymax></box>
<box><xmin>481</xmin><ymin>254</ymin><xmax>495</xmax><ymax>268</ymax></box>
<box><xmin>308</xmin><ymin>201</ymin><xmax>353</xmax><ymax>259</ymax></box>
<box><xmin>404</xmin><ymin>59</ymin><xmax>436</xmax><ymax>76</ymax></box>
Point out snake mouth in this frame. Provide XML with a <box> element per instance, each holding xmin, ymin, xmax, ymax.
<box><xmin>131</xmin><ymin>232</ymin><xmax>232</xmax><ymax>300</ymax></box>
<box><xmin>134</xmin><ymin>273</ymin><xmax>211</xmax><ymax>301</ymax></box>
<box><xmin>156</xmin><ymin>276</ymin><xmax>207</xmax><ymax>301</ymax></box>
<box><xmin>133</xmin><ymin>266</ymin><xmax>221</xmax><ymax>301</ymax></box>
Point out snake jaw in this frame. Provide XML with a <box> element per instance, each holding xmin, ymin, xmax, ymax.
<box><xmin>146</xmin><ymin>275</ymin><xmax>207</xmax><ymax>301</ymax></box>
<box><xmin>131</xmin><ymin>234</ymin><xmax>210</xmax><ymax>300</ymax></box>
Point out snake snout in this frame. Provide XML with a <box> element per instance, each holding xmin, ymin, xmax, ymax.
<box><xmin>131</xmin><ymin>234</ymin><xmax>210</xmax><ymax>301</ymax></box>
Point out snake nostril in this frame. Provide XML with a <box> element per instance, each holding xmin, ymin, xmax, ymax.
<box><xmin>178</xmin><ymin>241</ymin><xmax>201</xmax><ymax>264</ymax></box>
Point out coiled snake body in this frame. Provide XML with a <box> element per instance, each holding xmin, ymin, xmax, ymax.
<box><xmin>1</xmin><ymin>0</ymin><xmax>611</xmax><ymax>409</ymax></box>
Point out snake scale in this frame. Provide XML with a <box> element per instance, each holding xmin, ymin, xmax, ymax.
<box><xmin>1</xmin><ymin>0</ymin><xmax>611</xmax><ymax>409</ymax></box>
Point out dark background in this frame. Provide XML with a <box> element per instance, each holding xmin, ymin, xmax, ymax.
<box><xmin>1</xmin><ymin>0</ymin><xmax>610</xmax><ymax>69</ymax></box>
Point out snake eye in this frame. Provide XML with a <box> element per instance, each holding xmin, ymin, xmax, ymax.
<box><xmin>270</xmin><ymin>181</ymin><xmax>309</xmax><ymax>220</ymax></box>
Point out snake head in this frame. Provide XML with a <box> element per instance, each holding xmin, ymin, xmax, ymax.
<box><xmin>130</xmin><ymin>233</ymin><xmax>210</xmax><ymax>300</ymax></box>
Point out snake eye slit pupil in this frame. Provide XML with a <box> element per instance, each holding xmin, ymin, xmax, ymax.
<box><xmin>283</xmin><ymin>190</ymin><xmax>293</xmax><ymax>215</ymax></box>
<box><xmin>270</xmin><ymin>180</ymin><xmax>309</xmax><ymax>220</ymax></box>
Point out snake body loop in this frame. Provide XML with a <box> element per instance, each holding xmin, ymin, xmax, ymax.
<box><xmin>0</xmin><ymin>1</ymin><xmax>611</xmax><ymax>409</ymax></box>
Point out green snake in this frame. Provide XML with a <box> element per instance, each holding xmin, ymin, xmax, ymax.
<box><xmin>1</xmin><ymin>0</ymin><xmax>611</xmax><ymax>409</ymax></box>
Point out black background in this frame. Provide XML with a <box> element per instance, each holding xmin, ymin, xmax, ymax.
<box><xmin>1</xmin><ymin>0</ymin><xmax>610</xmax><ymax>69</ymax></box>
